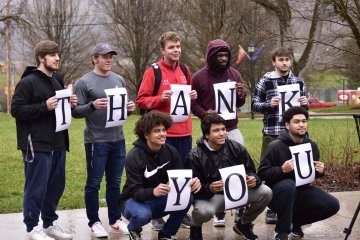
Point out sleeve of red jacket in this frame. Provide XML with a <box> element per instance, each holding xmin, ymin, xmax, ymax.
<box><xmin>136</xmin><ymin>67</ymin><xmax>163</xmax><ymax>109</ymax></box>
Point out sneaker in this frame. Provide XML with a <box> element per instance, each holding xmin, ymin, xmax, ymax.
<box><xmin>151</xmin><ymin>218</ymin><xmax>165</xmax><ymax>231</ymax></box>
<box><xmin>188</xmin><ymin>226</ymin><xmax>203</xmax><ymax>240</ymax></box>
<box><xmin>265</xmin><ymin>209</ymin><xmax>278</xmax><ymax>224</ymax></box>
<box><xmin>274</xmin><ymin>232</ymin><xmax>289</xmax><ymax>240</ymax></box>
<box><xmin>213</xmin><ymin>212</ymin><xmax>226</xmax><ymax>227</ymax></box>
<box><xmin>158</xmin><ymin>230</ymin><xmax>177</xmax><ymax>240</ymax></box>
<box><xmin>129</xmin><ymin>231</ymin><xmax>142</xmax><ymax>240</ymax></box>
<box><xmin>180</xmin><ymin>214</ymin><xmax>193</xmax><ymax>228</ymax></box>
<box><xmin>233</xmin><ymin>221</ymin><xmax>258</xmax><ymax>240</ymax></box>
<box><xmin>44</xmin><ymin>225</ymin><xmax>73</xmax><ymax>239</ymax></box>
<box><xmin>90</xmin><ymin>221</ymin><xmax>108</xmax><ymax>238</ymax></box>
<box><xmin>290</xmin><ymin>226</ymin><xmax>304</xmax><ymax>238</ymax></box>
<box><xmin>109</xmin><ymin>219</ymin><xmax>129</xmax><ymax>234</ymax></box>
<box><xmin>27</xmin><ymin>227</ymin><xmax>55</xmax><ymax>240</ymax></box>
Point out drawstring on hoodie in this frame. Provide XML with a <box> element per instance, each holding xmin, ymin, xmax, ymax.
<box><xmin>26</xmin><ymin>134</ymin><xmax>34</xmax><ymax>163</ymax></box>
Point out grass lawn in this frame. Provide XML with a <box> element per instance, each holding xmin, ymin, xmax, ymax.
<box><xmin>0</xmin><ymin>113</ymin><xmax>359</xmax><ymax>213</ymax></box>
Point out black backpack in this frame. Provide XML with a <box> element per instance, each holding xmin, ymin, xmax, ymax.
<box><xmin>137</xmin><ymin>62</ymin><xmax>189</xmax><ymax>115</ymax></box>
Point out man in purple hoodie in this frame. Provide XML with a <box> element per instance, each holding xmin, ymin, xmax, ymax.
<box><xmin>191</xmin><ymin>39</ymin><xmax>247</xmax><ymax>226</ymax></box>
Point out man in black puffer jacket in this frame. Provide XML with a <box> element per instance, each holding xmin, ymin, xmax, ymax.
<box><xmin>186</xmin><ymin>114</ymin><xmax>272</xmax><ymax>240</ymax></box>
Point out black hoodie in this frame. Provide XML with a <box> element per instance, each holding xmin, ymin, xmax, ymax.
<box><xmin>11</xmin><ymin>66</ymin><xmax>69</xmax><ymax>152</ymax></box>
<box><xmin>119</xmin><ymin>139</ymin><xmax>182</xmax><ymax>207</ymax></box>
<box><xmin>258</xmin><ymin>130</ymin><xmax>322</xmax><ymax>188</ymax></box>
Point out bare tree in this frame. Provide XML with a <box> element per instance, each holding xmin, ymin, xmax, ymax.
<box><xmin>95</xmin><ymin>0</ymin><xmax>173</xmax><ymax>95</ymax></box>
<box><xmin>0</xmin><ymin>0</ymin><xmax>28</xmax><ymax>113</ymax></box>
<box><xmin>250</xmin><ymin>0</ymin><xmax>323</xmax><ymax>76</ymax></box>
<box><xmin>20</xmin><ymin>0</ymin><xmax>94</xmax><ymax>83</ymax></box>
<box><xmin>329</xmin><ymin>0</ymin><xmax>360</xmax><ymax>50</ymax></box>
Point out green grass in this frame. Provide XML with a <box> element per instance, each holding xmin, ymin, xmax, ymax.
<box><xmin>0</xmin><ymin>113</ymin><xmax>359</xmax><ymax>213</ymax></box>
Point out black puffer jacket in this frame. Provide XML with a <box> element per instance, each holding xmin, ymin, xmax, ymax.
<box><xmin>186</xmin><ymin>137</ymin><xmax>260</xmax><ymax>200</ymax></box>
<box><xmin>11</xmin><ymin>66</ymin><xmax>69</xmax><ymax>152</ymax></box>
<box><xmin>119</xmin><ymin>139</ymin><xmax>182</xmax><ymax>206</ymax></box>
<box><xmin>257</xmin><ymin>130</ymin><xmax>322</xmax><ymax>188</ymax></box>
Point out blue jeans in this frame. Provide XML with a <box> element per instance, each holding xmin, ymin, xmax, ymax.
<box><xmin>122</xmin><ymin>195</ymin><xmax>193</xmax><ymax>236</ymax></box>
<box><xmin>268</xmin><ymin>179</ymin><xmax>340</xmax><ymax>234</ymax></box>
<box><xmin>22</xmin><ymin>151</ymin><xmax>66</xmax><ymax>232</ymax></box>
<box><xmin>85</xmin><ymin>140</ymin><xmax>126</xmax><ymax>226</ymax></box>
<box><xmin>166</xmin><ymin>136</ymin><xmax>192</xmax><ymax>165</ymax></box>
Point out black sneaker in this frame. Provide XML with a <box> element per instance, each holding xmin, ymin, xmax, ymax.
<box><xmin>158</xmin><ymin>230</ymin><xmax>177</xmax><ymax>240</ymax></box>
<box><xmin>181</xmin><ymin>214</ymin><xmax>193</xmax><ymax>228</ymax></box>
<box><xmin>274</xmin><ymin>232</ymin><xmax>288</xmax><ymax>240</ymax></box>
<box><xmin>188</xmin><ymin>226</ymin><xmax>203</xmax><ymax>240</ymax></box>
<box><xmin>265</xmin><ymin>209</ymin><xmax>278</xmax><ymax>224</ymax></box>
<box><xmin>129</xmin><ymin>231</ymin><xmax>142</xmax><ymax>240</ymax></box>
<box><xmin>290</xmin><ymin>226</ymin><xmax>304</xmax><ymax>238</ymax></box>
<box><xmin>234</xmin><ymin>207</ymin><xmax>244</xmax><ymax>223</ymax></box>
<box><xmin>151</xmin><ymin>218</ymin><xmax>165</xmax><ymax>231</ymax></box>
<box><xmin>233</xmin><ymin>221</ymin><xmax>258</xmax><ymax>240</ymax></box>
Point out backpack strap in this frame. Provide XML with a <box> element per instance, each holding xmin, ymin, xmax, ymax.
<box><xmin>179</xmin><ymin>62</ymin><xmax>190</xmax><ymax>84</ymax></box>
<box><xmin>150</xmin><ymin>63</ymin><xmax>162</xmax><ymax>96</ymax></box>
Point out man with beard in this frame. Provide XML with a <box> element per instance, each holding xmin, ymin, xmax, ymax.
<box><xmin>11</xmin><ymin>40</ymin><xmax>77</xmax><ymax>240</ymax></box>
<box><xmin>72</xmin><ymin>43</ymin><xmax>135</xmax><ymax>237</ymax></box>
<box><xmin>191</xmin><ymin>39</ymin><xmax>246</xmax><ymax>226</ymax></box>
<box><xmin>252</xmin><ymin>47</ymin><xmax>309</xmax><ymax>224</ymax></box>
<box><xmin>257</xmin><ymin>106</ymin><xmax>339</xmax><ymax>240</ymax></box>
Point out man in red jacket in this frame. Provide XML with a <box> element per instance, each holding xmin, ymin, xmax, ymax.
<box><xmin>136</xmin><ymin>31</ymin><xmax>197</xmax><ymax>230</ymax></box>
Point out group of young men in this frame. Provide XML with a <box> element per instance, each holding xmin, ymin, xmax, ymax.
<box><xmin>11</xmin><ymin>31</ymin><xmax>339</xmax><ymax>240</ymax></box>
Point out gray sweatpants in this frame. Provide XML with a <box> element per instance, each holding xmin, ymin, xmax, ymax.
<box><xmin>191</xmin><ymin>184</ymin><xmax>272</xmax><ymax>226</ymax></box>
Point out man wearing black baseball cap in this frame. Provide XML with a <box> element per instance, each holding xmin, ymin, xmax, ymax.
<box><xmin>72</xmin><ymin>43</ymin><xmax>135</xmax><ymax>237</ymax></box>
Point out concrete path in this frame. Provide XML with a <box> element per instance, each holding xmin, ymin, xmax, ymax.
<box><xmin>1</xmin><ymin>191</ymin><xmax>359</xmax><ymax>240</ymax></box>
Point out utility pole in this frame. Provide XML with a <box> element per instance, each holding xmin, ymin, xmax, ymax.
<box><xmin>5</xmin><ymin>7</ymin><xmax>13</xmax><ymax>114</ymax></box>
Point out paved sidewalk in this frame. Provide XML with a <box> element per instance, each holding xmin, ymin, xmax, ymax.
<box><xmin>1</xmin><ymin>191</ymin><xmax>359</xmax><ymax>240</ymax></box>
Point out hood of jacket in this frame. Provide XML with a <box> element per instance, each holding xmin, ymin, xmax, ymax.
<box><xmin>21</xmin><ymin>66</ymin><xmax>46</xmax><ymax>79</ymax></box>
<box><xmin>206</xmin><ymin>39</ymin><xmax>232</xmax><ymax>71</ymax></box>
<box><xmin>277</xmin><ymin>129</ymin><xmax>309</xmax><ymax>146</ymax></box>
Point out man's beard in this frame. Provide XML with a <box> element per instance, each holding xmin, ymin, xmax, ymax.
<box><xmin>44</xmin><ymin>60</ymin><xmax>59</xmax><ymax>72</ymax></box>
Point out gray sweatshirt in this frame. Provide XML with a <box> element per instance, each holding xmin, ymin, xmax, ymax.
<box><xmin>72</xmin><ymin>71</ymin><xmax>126</xmax><ymax>143</ymax></box>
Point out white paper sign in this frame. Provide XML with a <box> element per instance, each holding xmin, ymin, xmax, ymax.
<box><xmin>170</xmin><ymin>84</ymin><xmax>191</xmax><ymax>123</ymax></box>
<box><xmin>219</xmin><ymin>165</ymin><xmax>248</xmax><ymax>210</ymax></box>
<box><xmin>165</xmin><ymin>169</ymin><xmax>192</xmax><ymax>212</ymax></box>
<box><xmin>289</xmin><ymin>143</ymin><xmax>315</xmax><ymax>186</ymax></box>
<box><xmin>55</xmin><ymin>88</ymin><xmax>72</xmax><ymax>132</ymax></box>
<box><xmin>104</xmin><ymin>88</ymin><xmax>128</xmax><ymax>128</ymax></box>
<box><xmin>213</xmin><ymin>82</ymin><xmax>237</xmax><ymax>120</ymax></box>
<box><xmin>277</xmin><ymin>84</ymin><xmax>300</xmax><ymax>121</ymax></box>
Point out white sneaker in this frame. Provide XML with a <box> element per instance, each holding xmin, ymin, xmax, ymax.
<box><xmin>90</xmin><ymin>221</ymin><xmax>108</xmax><ymax>238</ymax></box>
<box><xmin>26</xmin><ymin>227</ymin><xmax>55</xmax><ymax>240</ymax></box>
<box><xmin>44</xmin><ymin>225</ymin><xmax>73</xmax><ymax>240</ymax></box>
<box><xmin>213</xmin><ymin>214</ymin><xmax>226</xmax><ymax>227</ymax></box>
<box><xmin>109</xmin><ymin>219</ymin><xmax>129</xmax><ymax>234</ymax></box>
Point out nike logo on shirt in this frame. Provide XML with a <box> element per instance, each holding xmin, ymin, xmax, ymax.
<box><xmin>144</xmin><ymin>161</ymin><xmax>170</xmax><ymax>178</ymax></box>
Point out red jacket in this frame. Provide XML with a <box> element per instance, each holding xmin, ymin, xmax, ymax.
<box><xmin>136</xmin><ymin>58</ymin><xmax>192</xmax><ymax>137</ymax></box>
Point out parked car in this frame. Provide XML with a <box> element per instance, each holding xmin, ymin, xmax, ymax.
<box><xmin>308</xmin><ymin>97</ymin><xmax>336</xmax><ymax>108</ymax></box>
